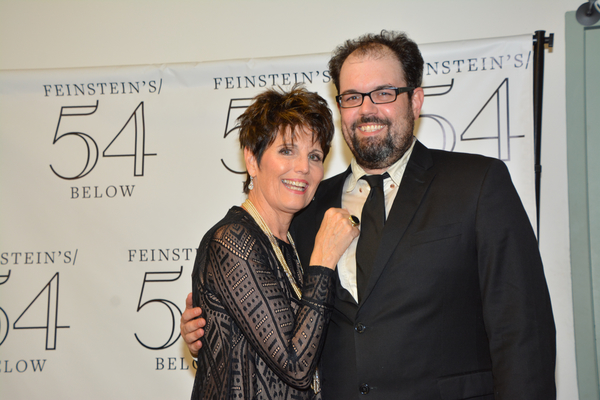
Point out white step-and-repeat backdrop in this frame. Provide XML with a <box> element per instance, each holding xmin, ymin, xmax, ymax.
<box><xmin>0</xmin><ymin>35</ymin><xmax>534</xmax><ymax>399</ymax></box>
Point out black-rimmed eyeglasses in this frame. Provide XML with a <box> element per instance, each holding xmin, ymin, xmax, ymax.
<box><xmin>336</xmin><ymin>87</ymin><xmax>415</xmax><ymax>108</ymax></box>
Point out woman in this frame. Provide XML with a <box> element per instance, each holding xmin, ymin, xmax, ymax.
<box><xmin>191</xmin><ymin>86</ymin><xmax>358</xmax><ymax>399</ymax></box>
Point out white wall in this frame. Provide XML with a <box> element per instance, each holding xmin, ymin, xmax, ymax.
<box><xmin>0</xmin><ymin>0</ymin><xmax>581</xmax><ymax>398</ymax></box>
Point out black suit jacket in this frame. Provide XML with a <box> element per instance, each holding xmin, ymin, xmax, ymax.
<box><xmin>291</xmin><ymin>141</ymin><xmax>556</xmax><ymax>400</ymax></box>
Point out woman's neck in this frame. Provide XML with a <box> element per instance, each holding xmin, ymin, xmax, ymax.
<box><xmin>245</xmin><ymin>194</ymin><xmax>292</xmax><ymax>242</ymax></box>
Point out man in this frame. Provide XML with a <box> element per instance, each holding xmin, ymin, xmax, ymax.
<box><xmin>181</xmin><ymin>31</ymin><xmax>556</xmax><ymax>399</ymax></box>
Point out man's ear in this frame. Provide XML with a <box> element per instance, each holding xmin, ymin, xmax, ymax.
<box><xmin>244</xmin><ymin>147</ymin><xmax>257</xmax><ymax>177</ymax></box>
<box><xmin>411</xmin><ymin>87</ymin><xmax>425</xmax><ymax>120</ymax></box>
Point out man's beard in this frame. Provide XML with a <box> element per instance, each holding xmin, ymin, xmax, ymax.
<box><xmin>348</xmin><ymin>114</ymin><xmax>414</xmax><ymax>171</ymax></box>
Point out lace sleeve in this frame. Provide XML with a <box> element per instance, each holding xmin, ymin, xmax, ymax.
<box><xmin>204</xmin><ymin>222</ymin><xmax>335</xmax><ymax>389</ymax></box>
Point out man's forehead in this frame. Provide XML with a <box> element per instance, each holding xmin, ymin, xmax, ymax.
<box><xmin>339</xmin><ymin>50</ymin><xmax>405</xmax><ymax>90</ymax></box>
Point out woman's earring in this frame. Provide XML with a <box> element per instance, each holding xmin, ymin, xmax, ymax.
<box><xmin>248</xmin><ymin>176</ymin><xmax>254</xmax><ymax>190</ymax></box>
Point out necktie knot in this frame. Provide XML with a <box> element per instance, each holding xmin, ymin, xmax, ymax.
<box><xmin>361</xmin><ymin>172</ymin><xmax>389</xmax><ymax>190</ymax></box>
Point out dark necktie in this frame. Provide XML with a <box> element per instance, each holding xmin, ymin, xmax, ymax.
<box><xmin>356</xmin><ymin>173</ymin><xmax>388</xmax><ymax>302</ymax></box>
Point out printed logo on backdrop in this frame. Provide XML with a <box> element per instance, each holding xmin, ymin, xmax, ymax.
<box><xmin>216</xmin><ymin>69</ymin><xmax>333</xmax><ymax>175</ymax></box>
<box><xmin>43</xmin><ymin>80</ymin><xmax>162</xmax><ymax>198</ymax></box>
<box><xmin>418</xmin><ymin>76</ymin><xmax>519</xmax><ymax>159</ymax></box>
<box><xmin>417</xmin><ymin>47</ymin><xmax>532</xmax><ymax>162</ymax></box>
<box><xmin>127</xmin><ymin>248</ymin><xmax>197</xmax><ymax>371</ymax></box>
<box><xmin>213</xmin><ymin>70</ymin><xmax>331</xmax><ymax>90</ymax></box>
<box><xmin>0</xmin><ymin>252</ymin><xmax>75</xmax><ymax>374</ymax></box>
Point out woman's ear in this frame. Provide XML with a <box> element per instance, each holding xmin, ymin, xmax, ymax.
<box><xmin>244</xmin><ymin>147</ymin><xmax>257</xmax><ymax>177</ymax></box>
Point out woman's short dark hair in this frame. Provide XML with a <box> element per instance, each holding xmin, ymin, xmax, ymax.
<box><xmin>328</xmin><ymin>30</ymin><xmax>424</xmax><ymax>98</ymax></box>
<box><xmin>238</xmin><ymin>85</ymin><xmax>335</xmax><ymax>193</ymax></box>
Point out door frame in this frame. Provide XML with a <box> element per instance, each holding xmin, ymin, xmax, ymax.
<box><xmin>566</xmin><ymin>10</ymin><xmax>600</xmax><ymax>400</ymax></box>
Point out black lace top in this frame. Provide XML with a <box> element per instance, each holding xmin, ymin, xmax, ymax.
<box><xmin>191</xmin><ymin>207</ymin><xmax>335</xmax><ymax>400</ymax></box>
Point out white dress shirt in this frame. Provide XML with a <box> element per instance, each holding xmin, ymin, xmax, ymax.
<box><xmin>337</xmin><ymin>137</ymin><xmax>416</xmax><ymax>301</ymax></box>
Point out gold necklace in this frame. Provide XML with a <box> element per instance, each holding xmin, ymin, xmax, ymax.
<box><xmin>241</xmin><ymin>199</ymin><xmax>302</xmax><ymax>299</ymax></box>
<box><xmin>241</xmin><ymin>198</ymin><xmax>320</xmax><ymax>394</ymax></box>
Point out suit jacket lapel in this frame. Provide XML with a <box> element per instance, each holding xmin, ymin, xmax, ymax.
<box><xmin>317</xmin><ymin>167</ymin><xmax>349</xmax><ymax>211</ymax></box>
<box><xmin>359</xmin><ymin>141</ymin><xmax>436</xmax><ymax>306</ymax></box>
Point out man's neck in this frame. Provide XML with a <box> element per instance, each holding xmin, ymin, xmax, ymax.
<box><xmin>361</xmin><ymin>166</ymin><xmax>391</xmax><ymax>175</ymax></box>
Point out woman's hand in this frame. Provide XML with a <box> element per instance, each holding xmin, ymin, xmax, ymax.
<box><xmin>309</xmin><ymin>208</ymin><xmax>360</xmax><ymax>270</ymax></box>
<box><xmin>180</xmin><ymin>293</ymin><xmax>205</xmax><ymax>358</ymax></box>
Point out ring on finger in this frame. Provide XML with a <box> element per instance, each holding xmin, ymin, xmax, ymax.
<box><xmin>349</xmin><ymin>215</ymin><xmax>360</xmax><ymax>227</ymax></box>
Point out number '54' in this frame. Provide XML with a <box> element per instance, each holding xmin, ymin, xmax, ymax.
<box><xmin>49</xmin><ymin>101</ymin><xmax>157</xmax><ymax>180</ymax></box>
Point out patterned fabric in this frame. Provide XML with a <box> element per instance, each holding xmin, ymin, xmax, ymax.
<box><xmin>191</xmin><ymin>207</ymin><xmax>335</xmax><ymax>400</ymax></box>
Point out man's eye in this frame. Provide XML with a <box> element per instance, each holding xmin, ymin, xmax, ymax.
<box><xmin>345</xmin><ymin>94</ymin><xmax>360</xmax><ymax>101</ymax></box>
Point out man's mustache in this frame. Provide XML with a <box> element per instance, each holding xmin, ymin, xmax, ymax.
<box><xmin>351</xmin><ymin>116</ymin><xmax>391</xmax><ymax>131</ymax></box>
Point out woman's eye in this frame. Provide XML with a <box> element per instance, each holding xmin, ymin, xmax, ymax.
<box><xmin>309</xmin><ymin>153</ymin><xmax>322</xmax><ymax>162</ymax></box>
<box><xmin>280</xmin><ymin>147</ymin><xmax>292</xmax><ymax>155</ymax></box>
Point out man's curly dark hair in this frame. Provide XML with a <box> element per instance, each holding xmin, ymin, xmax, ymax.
<box><xmin>328</xmin><ymin>30</ymin><xmax>424</xmax><ymax>99</ymax></box>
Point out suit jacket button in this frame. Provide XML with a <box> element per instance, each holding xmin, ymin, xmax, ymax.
<box><xmin>359</xmin><ymin>383</ymin><xmax>370</xmax><ymax>394</ymax></box>
<box><xmin>355</xmin><ymin>322</ymin><xmax>366</xmax><ymax>333</ymax></box>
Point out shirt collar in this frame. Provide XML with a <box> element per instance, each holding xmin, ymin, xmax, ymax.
<box><xmin>346</xmin><ymin>136</ymin><xmax>416</xmax><ymax>192</ymax></box>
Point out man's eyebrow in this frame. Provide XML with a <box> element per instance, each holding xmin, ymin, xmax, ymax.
<box><xmin>340</xmin><ymin>84</ymin><xmax>397</xmax><ymax>95</ymax></box>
